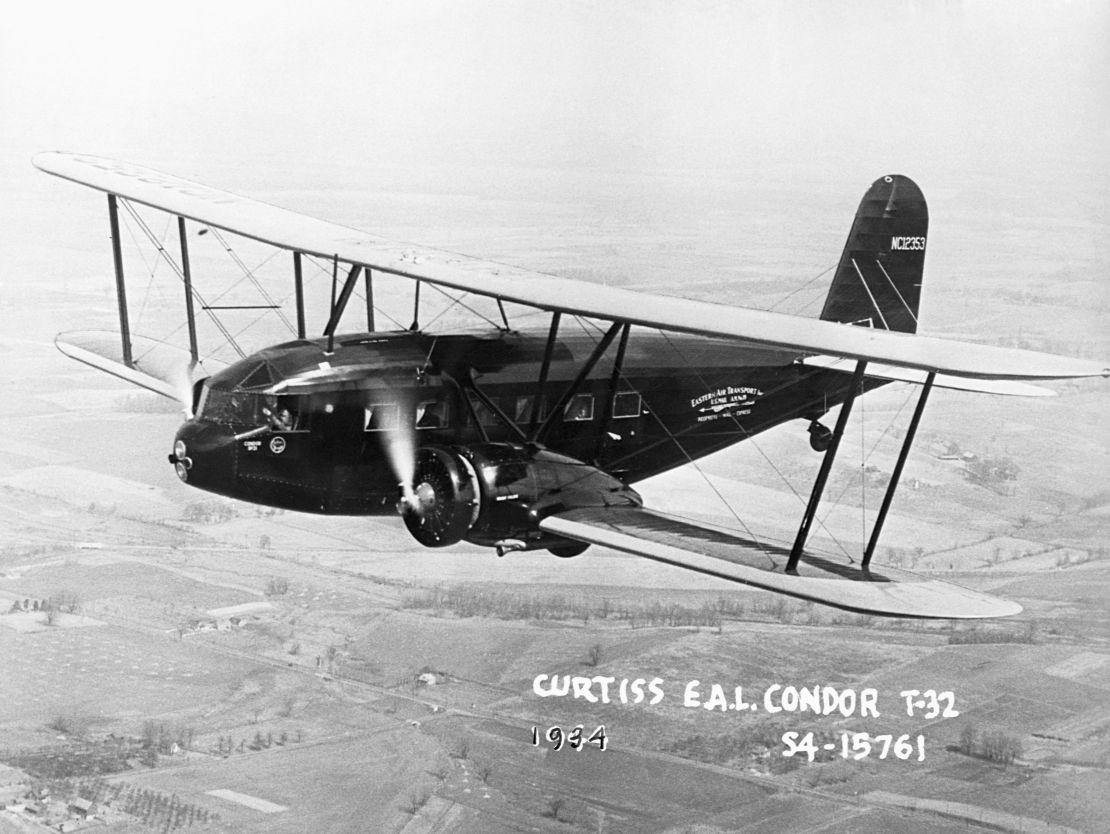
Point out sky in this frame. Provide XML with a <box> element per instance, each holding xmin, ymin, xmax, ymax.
<box><xmin>3</xmin><ymin>1</ymin><xmax>1107</xmax><ymax>176</ymax></box>
<box><xmin>1</xmin><ymin>0</ymin><xmax>1107</xmax><ymax>337</ymax></box>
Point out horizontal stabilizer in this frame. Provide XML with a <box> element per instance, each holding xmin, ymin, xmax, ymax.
<box><xmin>801</xmin><ymin>355</ymin><xmax>1056</xmax><ymax>396</ymax></box>
<box><xmin>34</xmin><ymin>153</ymin><xmax>1109</xmax><ymax>383</ymax></box>
<box><xmin>540</xmin><ymin>506</ymin><xmax>1021</xmax><ymax>619</ymax></box>
<box><xmin>55</xmin><ymin>331</ymin><xmax>223</xmax><ymax>409</ymax></box>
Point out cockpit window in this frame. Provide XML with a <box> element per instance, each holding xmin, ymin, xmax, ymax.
<box><xmin>196</xmin><ymin>384</ymin><xmax>302</xmax><ymax>430</ymax></box>
<box><xmin>238</xmin><ymin>361</ymin><xmax>275</xmax><ymax>390</ymax></box>
<box><xmin>198</xmin><ymin>386</ymin><xmax>262</xmax><ymax>425</ymax></box>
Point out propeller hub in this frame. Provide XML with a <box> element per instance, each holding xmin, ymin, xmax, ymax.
<box><xmin>412</xmin><ymin>481</ymin><xmax>438</xmax><ymax>514</ymax></box>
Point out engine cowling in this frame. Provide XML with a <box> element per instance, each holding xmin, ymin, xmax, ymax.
<box><xmin>400</xmin><ymin>443</ymin><xmax>641</xmax><ymax>552</ymax></box>
<box><xmin>402</xmin><ymin>446</ymin><xmax>481</xmax><ymax>547</ymax></box>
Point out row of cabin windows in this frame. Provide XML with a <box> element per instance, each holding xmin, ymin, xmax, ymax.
<box><xmin>472</xmin><ymin>391</ymin><xmax>643</xmax><ymax>427</ymax></box>
<box><xmin>199</xmin><ymin>386</ymin><xmax>644</xmax><ymax>431</ymax></box>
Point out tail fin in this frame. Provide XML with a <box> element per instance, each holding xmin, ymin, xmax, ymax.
<box><xmin>820</xmin><ymin>174</ymin><xmax>927</xmax><ymax>334</ymax></box>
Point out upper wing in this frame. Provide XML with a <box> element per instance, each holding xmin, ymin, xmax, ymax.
<box><xmin>35</xmin><ymin>152</ymin><xmax>1108</xmax><ymax>382</ymax></box>
<box><xmin>800</xmin><ymin>355</ymin><xmax>1056</xmax><ymax>397</ymax></box>
<box><xmin>540</xmin><ymin>506</ymin><xmax>1021</xmax><ymax>619</ymax></box>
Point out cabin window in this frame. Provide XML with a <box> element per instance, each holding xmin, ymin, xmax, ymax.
<box><xmin>564</xmin><ymin>394</ymin><xmax>594</xmax><ymax>421</ymax></box>
<box><xmin>612</xmin><ymin>391</ymin><xmax>642</xmax><ymax>419</ymax></box>
<box><xmin>471</xmin><ymin>399</ymin><xmax>501</xmax><ymax>428</ymax></box>
<box><xmin>416</xmin><ymin>399</ymin><xmax>450</xmax><ymax>429</ymax></box>
<box><xmin>514</xmin><ymin>395</ymin><xmax>538</xmax><ymax>423</ymax></box>
<box><xmin>363</xmin><ymin>402</ymin><xmax>400</xmax><ymax>431</ymax></box>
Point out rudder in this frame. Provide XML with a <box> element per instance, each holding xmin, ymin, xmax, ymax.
<box><xmin>820</xmin><ymin>174</ymin><xmax>927</xmax><ymax>334</ymax></box>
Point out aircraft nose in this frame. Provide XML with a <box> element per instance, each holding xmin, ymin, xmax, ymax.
<box><xmin>170</xmin><ymin>421</ymin><xmax>236</xmax><ymax>493</ymax></box>
<box><xmin>168</xmin><ymin>437</ymin><xmax>192</xmax><ymax>480</ymax></box>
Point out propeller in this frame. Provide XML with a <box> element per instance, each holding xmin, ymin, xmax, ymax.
<box><xmin>166</xmin><ymin>359</ymin><xmax>199</xmax><ymax>418</ymax></box>
<box><xmin>383</xmin><ymin>418</ymin><xmax>419</xmax><ymax>513</ymax></box>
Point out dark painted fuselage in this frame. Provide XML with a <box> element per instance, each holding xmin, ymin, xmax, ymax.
<box><xmin>172</xmin><ymin>327</ymin><xmax>869</xmax><ymax>515</ymax></box>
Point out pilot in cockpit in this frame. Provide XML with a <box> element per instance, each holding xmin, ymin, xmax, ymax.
<box><xmin>263</xmin><ymin>395</ymin><xmax>294</xmax><ymax>431</ymax></box>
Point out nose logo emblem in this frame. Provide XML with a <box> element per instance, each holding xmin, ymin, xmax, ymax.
<box><xmin>269</xmin><ymin>436</ymin><xmax>287</xmax><ymax>454</ymax></box>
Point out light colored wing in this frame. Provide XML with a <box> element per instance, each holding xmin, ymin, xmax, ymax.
<box><xmin>56</xmin><ymin>330</ymin><xmax>224</xmax><ymax>409</ymax></box>
<box><xmin>800</xmin><ymin>355</ymin><xmax>1056</xmax><ymax>396</ymax></box>
<box><xmin>540</xmin><ymin>506</ymin><xmax>1021</xmax><ymax>619</ymax></box>
<box><xmin>35</xmin><ymin>152</ymin><xmax>1108</xmax><ymax>382</ymax></box>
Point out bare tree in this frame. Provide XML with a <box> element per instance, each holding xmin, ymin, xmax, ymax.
<box><xmin>452</xmin><ymin>738</ymin><xmax>469</xmax><ymax>760</ymax></box>
<box><xmin>404</xmin><ymin>788</ymin><xmax>431</xmax><ymax>814</ymax></box>
<box><xmin>544</xmin><ymin>797</ymin><xmax>565</xmax><ymax>820</ymax></box>
<box><xmin>959</xmin><ymin>723</ymin><xmax>977</xmax><ymax>755</ymax></box>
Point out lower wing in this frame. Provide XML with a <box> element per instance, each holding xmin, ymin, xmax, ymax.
<box><xmin>540</xmin><ymin>506</ymin><xmax>1021</xmax><ymax>619</ymax></box>
<box><xmin>55</xmin><ymin>330</ymin><xmax>223</xmax><ymax>413</ymax></box>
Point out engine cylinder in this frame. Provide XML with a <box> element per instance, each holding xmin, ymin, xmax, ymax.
<box><xmin>401</xmin><ymin>446</ymin><xmax>480</xmax><ymax>547</ymax></box>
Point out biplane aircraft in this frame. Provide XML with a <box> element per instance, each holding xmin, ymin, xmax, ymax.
<box><xmin>34</xmin><ymin>152</ymin><xmax>1108</xmax><ymax>619</ymax></box>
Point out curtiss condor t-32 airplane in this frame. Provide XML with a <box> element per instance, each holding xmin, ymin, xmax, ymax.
<box><xmin>35</xmin><ymin>152</ymin><xmax>1108</xmax><ymax>619</ymax></box>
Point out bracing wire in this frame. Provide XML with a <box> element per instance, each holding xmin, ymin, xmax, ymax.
<box><xmin>117</xmin><ymin>204</ymin><xmax>166</xmax><ymax>331</ymax></box>
<box><xmin>207</xmin><ymin>227</ymin><xmax>297</xmax><ymax>336</ymax></box>
<box><xmin>423</xmin><ymin>284</ymin><xmax>503</xmax><ymax>331</ymax></box>
<box><xmin>654</xmin><ymin>328</ymin><xmax>855</xmax><ymax>558</ymax></box>
<box><xmin>117</xmin><ymin>200</ymin><xmax>246</xmax><ymax>361</ymax></box>
<box><xmin>569</xmin><ymin>316</ymin><xmax>771</xmax><ymax>557</ymax></box>
<box><xmin>817</xmin><ymin>382</ymin><xmax>916</xmax><ymax>535</ymax></box>
<box><xmin>766</xmin><ymin>264</ymin><xmax>834</xmax><ymax>312</ymax></box>
<box><xmin>302</xmin><ymin>254</ymin><xmax>408</xmax><ymax>331</ymax></box>
<box><xmin>577</xmin><ymin>317</ymin><xmax>864</xmax><ymax>562</ymax></box>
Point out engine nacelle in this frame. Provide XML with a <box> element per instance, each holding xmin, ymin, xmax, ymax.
<box><xmin>400</xmin><ymin>443</ymin><xmax>641</xmax><ymax>552</ymax></box>
<box><xmin>401</xmin><ymin>446</ymin><xmax>482</xmax><ymax>547</ymax></box>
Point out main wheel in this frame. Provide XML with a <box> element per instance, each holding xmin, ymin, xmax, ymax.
<box><xmin>808</xmin><ymin>421</ymin><xmax>833</xmax><ymax>452</ymax></box>
<box><xmin>547</xmin><ymin>540</ymin><xmax>590</xmax><ymax>558</ymax></box>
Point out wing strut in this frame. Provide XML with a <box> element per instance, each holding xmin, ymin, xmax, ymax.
<box><xmin>323</xmin><ymin>262</ymin><xmax>363</xmax><ymax>338</ymax></box>
<box><xmin>464</xmin><ymin>372</ymin><xmax>527</xmax><ymax>443</ymax></box>
<box><xmin>594</xmin><ymin>323</ymin><xmax>632</xmax><ymax>462</ymax></box>
<box><xmin>862</xmin><ymin>370</ymin><xmax>935</xmax><ymax>568</ymax></box>
<box><xmin>106</xmin><ymin>194</ymin><xmax>133</xmax><ymax>367</ymax></box>
<box><xmin>293</xmin><ymin>252</ymin><xmax>306</xmax><ymax>338</ymax></box>
<box><xmin>365</xmin><ymin>269</ymin><xmax>375</xmax><ymax>331</ymax></box>
<box><xmin>530</xmin><ymin>312</ymin><xmax>562</xmax><ymax>433</ymax></box>
<box><xmin>177</xmin><ymin>217</ymin><xmax>199</xmax><ymax>364</ymax></box>
<box><xmin>326</xmin><ymin>255</ymin><xmax>338</xmax><ymax>354</ymax></box>
<box><xmin>533</xmin><ymin>320</ymin><xmax>624</xmax><ymax>444</ymax></box>
<box><xmin>787</xmin><ymin>360</ymin><xmax>868</xmax><ymax>573</ymax></box>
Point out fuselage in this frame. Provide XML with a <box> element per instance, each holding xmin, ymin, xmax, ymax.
<box><xmin>172</xmin><ymin>327</ymin><xmax>865</xmax><ymax>515</ymax></box>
